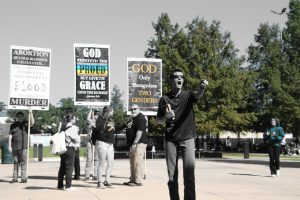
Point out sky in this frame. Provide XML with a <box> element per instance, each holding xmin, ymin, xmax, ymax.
<box><xmin>0</xmin><ymin>0</ymin><xmax>290</xmax><ymax>107</ymax></box>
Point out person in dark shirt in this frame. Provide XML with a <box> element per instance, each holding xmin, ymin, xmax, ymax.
<box><xmin>95</xmin><ymin>106</ymin><xmax>116</xmax><ymax>189</ymax></box>
<box><xmin>8</xmin><ymin>109</ymin><xmax>35</xmax><ymax>183</ymax></box>
<box><xmin>263</xmin><ymin>118</ymin><xmax>285</xmax><ymax>177</ymax></box>
<box><xmin>157</xmin><ymin>68</ymin><xmax>208</xmax><ymax>200</ymax></box>
<box><xmin>123</xmin><ymin>104</ymin><xmax>148</xmax><ymax>187</ymax></box>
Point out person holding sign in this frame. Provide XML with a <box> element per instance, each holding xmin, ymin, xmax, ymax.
<box><xmin>157</xmin><ymin>69</ymin><xmax>208</xmax><ymax>200</ymax></box>
<box><xmin>8</xmin><ymin>109</ymin><xmax>35</xmax><ymax>183</ymax></box>
<box><xmin>84</xmin><ymin>109</ymin><xmax>100</xmax><ymax>181</ymax></box>
<box><xmin>95</xmin><ymin>106</ymin><xmax>116</xmax><ymax>189</ymax></box>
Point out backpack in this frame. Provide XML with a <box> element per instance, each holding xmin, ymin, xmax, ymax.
<box><xmin>51</xmin><ymin>126</ymin><xmax>71</xmax><ymax>155</ymax></box>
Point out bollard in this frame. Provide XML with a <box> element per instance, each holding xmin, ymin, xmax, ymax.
<box><xmin>203</xmin><ymin>142</ymin><xmax>208</xmax><ymax>152</ymax></box>
<box><xmin>38</xmin><ymin>144</ymin><xmax>43</xmax><ymax>162</ymax></box>
<box><xmin>33</xmin><ymin>144</ymin><xmax>38</xmax><ymax>158</ymax></box>
<box><xmin>244</xmin><ymin>142</ymin><xmax>250</xmax><ymax>159</ymax></box>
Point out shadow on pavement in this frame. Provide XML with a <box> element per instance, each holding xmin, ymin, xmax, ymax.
<box><xmin>210</xmin><ymin>159</ymin><xmax>300</xmax><ymax>168</ymax></box>
<box><xmin>29</xmin><ymin>176</ymin><xmax>57</xmax><ymax>180</ymax></box>
<box><xmin>230</xmin><ymin>173</ymin><xmax>270</xmax><ymax>177</ymax></box>
<box><xmin>0</xmin><ymin>179</ymin><xmax>11</xmax><ymax>183</ymax></box>
<box><xmin>24</xmin><ymin>186</ymin><xmax>58</xmax><ymax>190</ymax></box>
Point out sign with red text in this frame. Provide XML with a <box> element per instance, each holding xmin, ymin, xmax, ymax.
<box><xmin>74</xmin><ymin>43</ymin><xmax>110</xmax><ymax>106</ymax></box>
<box><xmin>127</xmin><ymin>58</ymin><xmax>162</xmax><ymax>116</ymax></box>
<box><xmin>8</xmin><ymin>45</ymin><xmax>51</xmax><ymax>110</ymax></box>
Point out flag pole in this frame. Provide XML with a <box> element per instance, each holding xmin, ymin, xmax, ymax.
<box><xmin>26</xmin><ymin>107</ymin><xmax>31</xmax><ymax>179</ymax></box>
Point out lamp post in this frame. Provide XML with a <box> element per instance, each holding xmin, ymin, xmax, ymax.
<box><xmin>271</xmin><ymin>7</ymin><xmax>287</xmax><ymax>42</ymax></box>
<box><xmin>270</xmin><ymin>7</ymin><xmax>287</xmax><ymax>85</ymax></box>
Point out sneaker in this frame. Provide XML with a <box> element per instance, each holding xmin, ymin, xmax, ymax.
<box><xmin>104</xmin><ymin>181</ymin><xmax>116</xmax><ymax>188</ymax></box>
<box><xmin>10</xmin><ymin>179</ymin><xmax>18</xmax><ymax>183</ymax></box>
<box><xmin>73</xmin><ymin>176</ymin><xmax>80</xmax><ymax>180</ymax></box>
<box><xmin>65</xmin><ymin>187</ymin><xmax>76</xmax><ymax>191</ymax></box>
<box><xmin>57</xmin><ymin>186</ymin><xmax>65</xmax><ymax>190</ymax></box>
<box><xmin>123</xmin><ymin>181</ymin><xmax>135</xmax><ymax>186</ymax></box>
<box><xmin>20</xmin><ymin>179</ymin><xmax>27</xmax><ymax>183</ymax></box>
<box><xmin>271</xmin><ymin>174</ymin><xmax>276</xmax><ymax>178</ymax></box>
<box><xmin>83</xmin><ymin>177</ymin><xmax>89</xmax><ymax>181</ymax></box>
<box><xmin>93</xmin><ymin>176</ymin><xmax>98</xmax><ymax>181</ymax></box>
<box><xmin>276</xmin><ymin>170</ymin><xmax>280</xmax><ymax>176</ymax></box>
<box><xmin>97</xmin><ymin>182</ymin><xmax>106</xmax><ymax>189</ymax></box>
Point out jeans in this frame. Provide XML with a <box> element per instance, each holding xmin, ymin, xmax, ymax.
<box><xmin>129</xmin><ymin>143</ymin><xmax>147</xmax><ymax>183</ymax></box>
<box><xmin>58</xmin><ymin>147</ymin><xmax>75</xmax><ymax>188</ymax></box>
<box><xmin>166</xmin><ymin>138</ymin><xmax>195</xmax><ymax>200</ymax></box>
<box><xmin>12</xmin><ymin>149</ymin><xmax>27</xmax><ymax>180</ymax></box>
<box><xmin>96</xmin><ymin>140</ymin><xmax>114</xmax><ymax>183</ymax></box>
<box><xmin>268</xmin><ymin>145</ymin><xmax>281</xmax><ymax>175</ymax></box>
<box><xmin>85</xmin><ymin>141</ymin><xmax>99</xmax><ymax>178</ymax></box>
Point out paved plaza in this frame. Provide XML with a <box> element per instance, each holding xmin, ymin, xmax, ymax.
<box><xmin>0</xmin><ymin>158</ymin><xmax>299</xmax><ymax>200</ymax></box>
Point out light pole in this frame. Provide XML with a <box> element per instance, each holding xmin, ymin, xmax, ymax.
<box><xmin>270</xmin><ymin>7</ymin><xmax>287</xmax><ymax>84</ymax></box>
<box><xmin>271</xmin><ymin>7</ymin><xmax>287</xmax><ymax>42</ymax></box>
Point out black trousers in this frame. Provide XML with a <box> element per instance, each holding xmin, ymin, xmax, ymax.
<box><xmin>58</xmin><ymin>147</ymin><xmax>75</xmax><ymax>188</ymax></box>
<box><xmin>74</xmin><ymin>149</ymin><xmax>80</xmax><ymax>178</ymax></box>
<box><xmin>268</xmin><ymin>145</ymin><xmax>281</xmax><ymax>175</ymax></box>
<box><xmin>166</xmin><ymin>138</ymin><xmax>195</xmax><ymax>200</ymax></box>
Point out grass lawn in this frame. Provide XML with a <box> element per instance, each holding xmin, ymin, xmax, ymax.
<box><xmin>1</xmin><ymin>148</ymin><xmax>299</xmax><ymax>161</ymax></box>
<box><xmin>0</xmin><ymin>146</ymin><xmax>87</xmax><ymax>159</ymax></box>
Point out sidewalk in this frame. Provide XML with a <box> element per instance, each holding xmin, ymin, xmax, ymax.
<box><xmin>0</xmin><ymin>158</ymin><xmax>299</xmax><ymax>200</ymax></box>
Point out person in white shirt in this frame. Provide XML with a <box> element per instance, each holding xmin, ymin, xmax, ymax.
<box><xmin>57</xmin><ymin>114</ymin><xmax>80</xmax><ymax>191</ymax></box>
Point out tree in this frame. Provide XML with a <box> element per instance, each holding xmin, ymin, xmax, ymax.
<box><xmin>146</xmin><ymin>13</ymin><xmax>255</xmax><ymax>136</ymax></box>
<box><xmin>111</xmin><ymin>85</ymin><xmax>127</xmax><ymax>130</ymax></box>
<box><xmin>0</xmin><ymin>102</ymin><xmax>6</xmax><ymax>112</ymax></box>
<box><xmin>247</xmin><ymin>23</ymin><xmax>284</xmax><ymax>131</ymax></box>
<box><xmin>247</xmin><ymin>0</ymin><xmax>300</xmax><ymax>133</ymax></box>
<box><xmin>283</xmin><ymin>0</ymin><xmax>300</xmax><ymax>134</ymax></box>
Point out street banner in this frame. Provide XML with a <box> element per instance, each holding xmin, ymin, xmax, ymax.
<box><xmin>8</xmin><ymin>45</ymin><xmax>51</xmax><ymax>110</ymax></box>
<box><xmin>127</xmin><ymin>58</ymin><xmax>162</xmax><ymax>116</ymax></box>
<box><xmin>74</xmin><ymin>43</ymin><xmax>110</xmax><ymax>106</ymax></box>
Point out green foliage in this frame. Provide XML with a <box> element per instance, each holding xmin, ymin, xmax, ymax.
<box><xmin>111</xmin><ymin>85</ymin><xmax>127</xmax><ymax>129</ymax></box>
<box><xmin>0</xmin><ymin>102</ymin><xmax>6</xmax><ymax>112</ymax></box>
<box><xmin>146</xmin><ymin>13</ymin><xmax>255</xmax><ymax>136</ymax></box>
<box><xmin>247</xmin><ymin>0</ymin><xmax>300</xmax><ymax>134</ymax></box>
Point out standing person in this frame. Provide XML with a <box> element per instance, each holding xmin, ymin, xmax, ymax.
<box><xmin>95</xmin><ymin>106</ymin><xmax>116</xmax><ymax>189</ymax></box>
<box><xmin>123</xmin><ymin>104</ymin><xmax>148</xmax><ymax>187</ymax></box>
<box><xmin>84</xmin><ymin>109</ymin><xmax>99</xmax><ymax>181</ymax></box>
<box><xmin>263</xmin><ymin>118</ymin><xmax>285</xmax><ymax>177</ymax></box>
<box><xmin>226</xmin><ymin>136</ymin><xmax>232</xmax><ymax>151</ymax></box>
<box><xmin>57</xmin><ymin>108</ymin><xmax>81</xmax><ymax>180</ymax></box>
<box><xmin>57</xmin><ymin>114</ymin><xmax>80</xmax><ymax>191</ymax></box>
<box><xmin>157</xmin><ymin>68</ymin><xmax>208</xmax><ymax>200</ymax></box>
<box><xmin>8</xmin><ymin>109</ymin><xmax>35</xmax><ymax>183</ymax></box>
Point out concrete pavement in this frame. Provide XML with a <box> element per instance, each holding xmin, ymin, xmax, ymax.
<box><xmin>0</xmin><ymin>158</ymin><xmax>299</xmax><ymax>200</ymax></box>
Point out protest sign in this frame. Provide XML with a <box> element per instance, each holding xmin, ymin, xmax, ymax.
<box><xmin>74</xmin><ymin>43</ymin><xmax>110</xmax><ymax>106</ymax></box>
<box><xmin>127</xmin><ymin>58</ymin><xmax>162</xmax><ymax>115</ymax></box>
<box><xmin>8</xmin><ymin>46</ymin><xmax>51</xmax><ymax>110</ymax></box>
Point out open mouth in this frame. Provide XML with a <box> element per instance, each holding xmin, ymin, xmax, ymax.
<box><xmin>177</xmin><ymin>80</ymin><xmax>182</xmax><ymax>85</ymax></box>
